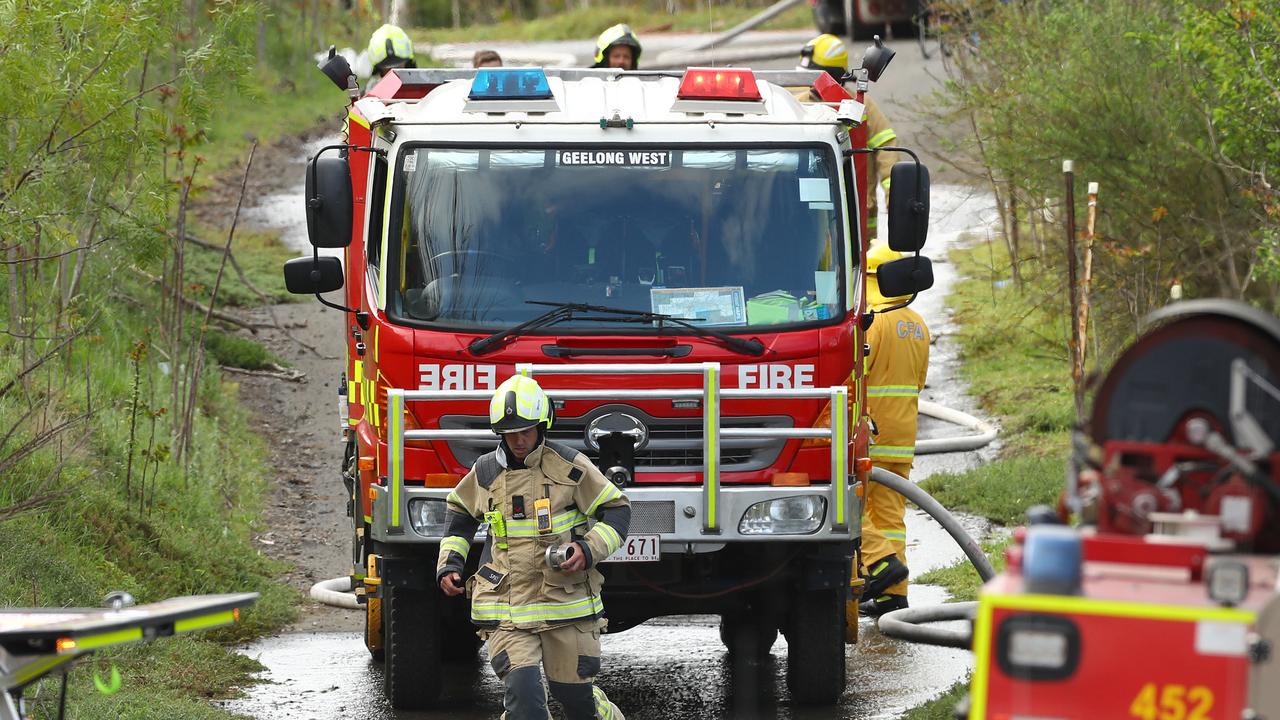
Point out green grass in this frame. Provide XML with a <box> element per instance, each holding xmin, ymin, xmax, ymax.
<box><xmin>916</xmin><ymin>538</ymin><xmax>1011</xmax><ymax>602</ymax></box>
<box><xmin>904</xmin><ymin>680</ymin><xmax>970</xmax><ymax>720</ymax></box>
<box><xmin>183</xmin><ymin>227</ymin><xmax>299</xmax><ymax>308</ymax></box>
<box><xmin>200</xmin><ymin>64</ymin><xmax>344</xmax><ymax>178</ymax></box>
<box><xmin>412</xmin><ymin>3</ymin><xmax>812</xmax><ymax>44</ymax></box>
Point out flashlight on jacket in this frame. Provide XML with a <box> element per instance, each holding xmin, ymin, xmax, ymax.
<box><xmin>484</xmin><ymin>510</ymin><xmax>508</xmax><ymax>549</ymax></box>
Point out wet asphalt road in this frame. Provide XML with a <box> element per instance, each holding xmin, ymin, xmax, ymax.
<box><xmin>224</xmin><ymin>32</ymin><xmax>1002</xmax><ymax>720</ymax></box>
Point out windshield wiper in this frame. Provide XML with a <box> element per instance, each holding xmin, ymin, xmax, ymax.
<box><xmin>531</xmin><ymin>301</ymin><xmax>766</xmax><ymax>356</ymax></box>
<box><xmin>469</xmin><ymin>301</ymin><xmax>766</xmax><ymax>356</ymax></box>
<box><xmin>468</xmin><ymin>302</ymin><xmax>583</xmax><ymax>356</ymax></box>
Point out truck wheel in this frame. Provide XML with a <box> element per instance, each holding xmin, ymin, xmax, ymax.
<box><xmin>719</xmin><ymin>615</ymin><xmax>778</xmax><ymax>660</ymax></box>
<box><xmin>364</xmin><ymin>594</ymin><xmax>384</xmax><ymax>661</ymax></box>
<box><xmin>785</xmin><ymin>588</ymin><xmax>847</xmax><ymax>705</ymax></box>
<box><xmin>383</xmin><ymin>585</ymin><xmax>441</xmax><ymax>709</ymax></box>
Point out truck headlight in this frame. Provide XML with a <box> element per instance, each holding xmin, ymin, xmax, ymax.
<box><xmin>739</xmin><ymin>495</ymin><xmax>826</xmax><ymax>535</ymax></box>
<box><xmin>996</xmin><ymin>614</ymin><xmax>1080</xmax><ymax>680</ymax></box>
<box><xmin>408</xmin><ymin>498</ymin><xmax>449</xmax><ymax>535</ymax></box>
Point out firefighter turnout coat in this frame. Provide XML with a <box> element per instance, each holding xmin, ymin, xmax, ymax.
<box><xmin>436</xmin><ymin>440</ymin><xmax>631</xmax><ymax>630</ymax></box>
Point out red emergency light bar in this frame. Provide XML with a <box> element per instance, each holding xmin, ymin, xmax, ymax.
<box><xmin>676</xmin><ymin>68</ymin><xmax>762</xmax><ymax>102</ymax></box>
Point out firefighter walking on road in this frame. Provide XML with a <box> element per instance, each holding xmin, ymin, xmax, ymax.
<box><xmin>438</xmin><ymin>376</ymin><xmax>629</xmax><ymax>720</ymax></box>
<box><xmin>799</xmin><ymin>34</ymin><xmax>899</xmax><ymax>237</ymax></box>
<box><xmin>859</xmin><ymin>243</ymin><xmax>930</xmax><ymax>617</ymax></box>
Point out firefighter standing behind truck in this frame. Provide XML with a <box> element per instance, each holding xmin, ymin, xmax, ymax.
<box><xmin>858</xmin><ymin>243</ymin><xmax>930</xmax><ymax>617</ymax></box>
<box><xmin>798</xmin><ymin>34</ymin><xmax>898</xmax><ymax>237</ymax></box>
<box><xmin>437</xmin><ymin>376</ymin><xmax>629</xmax><ymax>720</ymax></box>
<box><xmin>591</xmin><ymin>24</ymin><xmax>642</xmax><ymax>70</ymax></box>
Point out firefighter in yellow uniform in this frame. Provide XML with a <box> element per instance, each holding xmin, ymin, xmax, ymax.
<box><xmin>859</xmin><ymin>243</ymin><xmax>929</xmax><ymax>617</ymax></box>
<box><xmin>438</xmin><ymin>375</ymin><xmax>628</xmax><ymax>720</ymax></box>
<box><xmin>798</xmin><ymin>34</ymin><xmax>899</xmax><ymax>237</ymax></box>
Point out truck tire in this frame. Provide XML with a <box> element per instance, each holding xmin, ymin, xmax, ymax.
<box><xmin>785</xmin><ymin>588</ymin><xmax>847</xmax><ymax>705</ymax></box>
<box><xmin>383</xmin><ymin>585</ymin><xmax>441</xmax><ymax>709</ymax></box>
<box><xmin>440</xmin><ymin>601</ymin><xmax>482</xmax><ymax>662</ymax></box>
<box><xmin>719</xmin><ymin>615</ymin><xmax>778</xmax><ymax>660</ymax></box>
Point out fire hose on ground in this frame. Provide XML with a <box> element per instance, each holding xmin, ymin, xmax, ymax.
<box><xmin>308</xmin><ymin>401</ymin><xmax>1000</xmax><ymax>615</ymax></box>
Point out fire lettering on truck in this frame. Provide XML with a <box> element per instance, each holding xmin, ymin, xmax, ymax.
<box><xmin>418</xmin><ymin>364</ymin><xmax>496</xmax><ymax>391</ymax></box>
<box><xmin>738</xmin><ymin>364</ymin><xmax>815</xmax><ymax>389</ymax></box>
<box><xmin>556</xmin><ymin>150</ymin><xmax>671</xmax><ymax>167</ymax></box>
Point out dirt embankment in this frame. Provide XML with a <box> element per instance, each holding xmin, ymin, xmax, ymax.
<box><xmin>196</xmin><ymin>131</ymin><xmax>359</xmax><ymax>633</ymax></box>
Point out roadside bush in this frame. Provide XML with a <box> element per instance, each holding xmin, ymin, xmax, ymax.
<box><xmin>933</xmin><ymin>0</ymin><xmax>1278</xmax><ymax>347</ymax></box>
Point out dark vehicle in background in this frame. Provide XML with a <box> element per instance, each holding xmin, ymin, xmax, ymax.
<box><xmin>810</xmin><ymin>0</ymin><xmax>918</xmax><ymax>40</ymax></box>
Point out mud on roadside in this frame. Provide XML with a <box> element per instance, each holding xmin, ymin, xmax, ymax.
<box><xmin>195</xmin><ymin>130</ymin><xmax>360</xmax><ymax>633</ymax></box>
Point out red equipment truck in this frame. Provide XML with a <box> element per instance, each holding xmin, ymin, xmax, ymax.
<box><xmin>285</xmin><ymin>46</ymin><xmax>934</xmax><ymax>710</ymax></box>
<box><xmin>957</xmin><ymin>300</ymin><xmax>1280</xmax><ymax>719</ymax></box>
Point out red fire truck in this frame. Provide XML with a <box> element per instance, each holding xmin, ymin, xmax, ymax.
<box><xmin>285</xmin><ymin>48</ymin><xmax>933</xmax><ymax>710</ymax></box>
<box><xmin>959</xmin><ymin>300</ymin><xmax>1280</xmax><ymax>719</ymax></box>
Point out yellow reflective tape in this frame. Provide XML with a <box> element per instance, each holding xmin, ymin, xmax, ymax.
<box><xmin>352</xmin><ymin>360</ymin><xmax>364</xmax><ymax>402</ymax></box>
<box><xmin>440</xmin><ymin>536</ymin><xmax>471</xmax><ymax>559</ymax></box>
<box><xmin>870</xmin><ymin>445</ymin><xmax>915</xmax><ymax>459</ymax></box>
<box><xmin>389</xmin><ymin>394</ymin><xmax>402</xmax><ymax>528</ymax></box>
<box><xmin>446</xmin><ymin>490</ymin><xmax>464</xmax><ymax>509</ymax></box>
<box><xmin>969</xmin><ymin>598</ymin><xmax>996</xmax><ymax>719</ymax></box>
<box><xmin>594</xmin><ymin>686</ymin><xmax>614</xmax><ymax>720</ymax></box>
<box><xmin>868</xmin><ymin>128</ymin><xmax>897</xmax><ymax>148</ymax></box>
<box><xmin>74</xmin><ymin>627</ymin><xmax>144</xmax><ymax>653</ymax></box>
<box><xmin>374</xmin><ymin>326</ymin><xmax>380</xmax><ymax>363</ymax></box>
<box><xmin>174</xmin><ymin>610</ymin><xmax>236</xmax><ymax>634</ymax></box>
<box><xmin>506</xmin><ymin>510</ymin><xmax>587</xmax><ymax>537</ymax></box>
<box><xmin>378</xmin><ymin>157</ymin><xmax>392</xmax><ymax>309</ymax></box>
<box><xmin>882</xmin><ymin>529</ymin><xmax>906</xmax><ymax>541</ymax></box>
<box><xmin>867</xmin><ymin>385</ymin><xmax>918</xmax><ymax>397</ymax></box>
<box><xmin>471</xmin><ymin>594</ymin><xmax>604</xmax><ymax>623</ymax></box>
<box><xmin>984</xmin><ymin>591</ymin><xmax>1256</xmax><ymax>624</ymax></box>
<box><xmin>880</xmin><ymin>176</ymin><xmax>892</xmax><ymax>189</ymax></box>
<box><xmin>15</xmin><ymin>654</ymin><xmax>75</xmax><ymax>686</ymax></box>
<box><xmin>705</xmin><ymin>365</ymin><xmax>718</xmax><ymax>529</ymax></box>
<box><xmin>591</xmin><ymin>523</ymin><xmax>622</xmax><ymax>554</ymax></box>
<box><xmin>585</xmin><ymin>484</ymin><xmax>622</xmax><ymax>516</ymax></box>
<box><xmin>834</xmin><ymin>389</ymin><xmax>846</xmax><ymax>524</ymax></box>
<box><xmin>349</xmin><ymin>109</ymin><xmax>371</xmax><ymax>129</ymax></box>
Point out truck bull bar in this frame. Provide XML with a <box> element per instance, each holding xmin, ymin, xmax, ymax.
<box><xmin>378</xmin><ymin>362</ymin><xmax>852</xmax><ymax>543</ymax></box>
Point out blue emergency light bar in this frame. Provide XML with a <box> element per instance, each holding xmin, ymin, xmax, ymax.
<box><xmin>468</xmin><ymin>68</ymin><xmax>553</xmax><ymax>101</ymax></box>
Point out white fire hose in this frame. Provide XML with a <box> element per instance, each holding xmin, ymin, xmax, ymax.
<box><xmin>308</xmin><ymin>401</ymin><xmax>1000</xmax><ymax>610</ymax></box>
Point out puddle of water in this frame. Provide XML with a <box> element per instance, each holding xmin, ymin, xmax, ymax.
<box><xmin>225</xmin><ymin>185</ymin><xmax>1000</xmax><ymax>719</ymax></box>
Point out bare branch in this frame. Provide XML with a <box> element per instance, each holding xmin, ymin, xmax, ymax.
<box><xmin>132</xmin><ymin>268</ymin><xmax>267</xmax><ymax>333</ymax></box>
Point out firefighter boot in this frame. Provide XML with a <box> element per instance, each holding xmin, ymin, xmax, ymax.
<box><xmin>859</xmin><ymin>593</ymin><xmax>908</xmax><ymax>618</ymax></box>
<box><xmin>858</xmin><ymin>555</ymin><xmax>908</xmax><ymax>616</ymax></box>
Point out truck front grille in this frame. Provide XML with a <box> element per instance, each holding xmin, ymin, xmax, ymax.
<box><xmin>439</xmin><ymin>406</ymin><xmax>791</xmax><ymax>473</ymax></box>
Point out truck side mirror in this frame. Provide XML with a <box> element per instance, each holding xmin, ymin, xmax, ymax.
<box><xmin>876</xmin><ymin>255</ymin><xmax>934</xmax><ymax>298</ymax></box>
<box><xmin>887</xmin><ymin>161</ymin><xmax>929</xmax><ymax>252</ymax></box>
<box><xmin>283</xmin><ymin>255</ymin><xmax>344</xmax><ymax>295</ymax></box>
<box><xmin>860</xmin><ymin>36</ymin><xmax>896</xmax><ymax>83</ymax></box>
<box><xmin>305</xmin><ymin>155</ymin><xmax>353</xmax><ymax>248</ymax></box>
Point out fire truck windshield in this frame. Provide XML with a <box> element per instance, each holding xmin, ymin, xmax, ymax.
<box><xmin>387</xmin><ymin>145</ymin><xmax>847</xmax><ymax>332</ymax></box>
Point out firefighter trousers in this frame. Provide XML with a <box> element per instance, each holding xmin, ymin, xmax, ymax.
<box><xmin>861</xmin><ymin>461</ymin><xmax>911</xmax><ymax>597</ymax></box>
<box><xmin>483</xmin><ymin>621</ymin><xmax>624</xmax><ymax>720</ymax></box>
